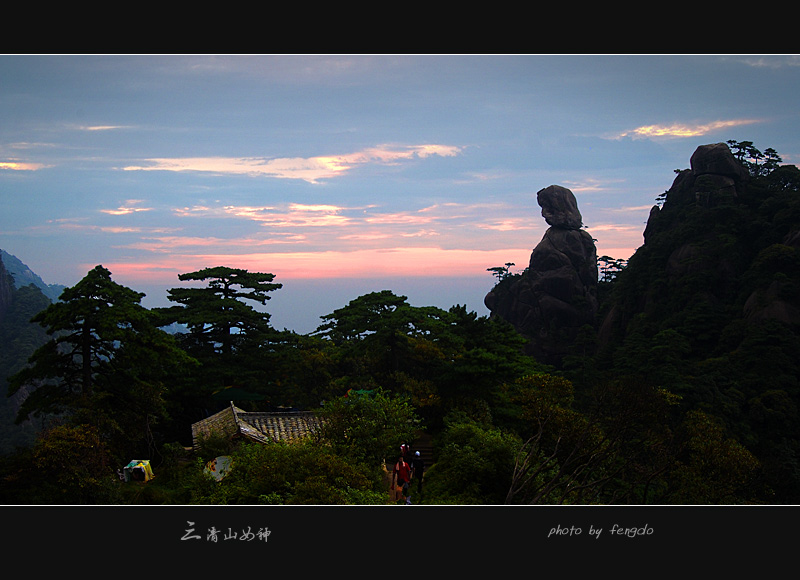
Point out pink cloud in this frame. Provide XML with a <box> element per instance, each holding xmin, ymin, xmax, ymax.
<box><xmin>99</xmin><ymin>246</ymin><xmax>533</xmax><ymax>287</ymax></box>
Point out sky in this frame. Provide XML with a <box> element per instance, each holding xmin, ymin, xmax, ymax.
<box><xmin>2</xmin><ymin>54</ymin><xmax>800</xmax><ymax>334</ymax></box>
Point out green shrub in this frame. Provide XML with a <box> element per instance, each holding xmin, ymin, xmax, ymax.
<box><xmin>424</xmin><ymin>414</ymin><xmax>521</xmax><ymax>504</ymax></box>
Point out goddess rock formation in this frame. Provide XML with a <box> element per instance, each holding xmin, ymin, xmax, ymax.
<box><xmin>484</xmin><ymin>185</ymin><xmax>598</xmax><ymax>366</ymax></box>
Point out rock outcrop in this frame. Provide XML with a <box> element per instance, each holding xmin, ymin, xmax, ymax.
<box><xmin>485</xmin><ymin>185</ymin><xmax>598</xmax><ymax>366</ymax></box>
<box><xmin>598</xmin><ymin>143</ymin><xmax>754</xmax><ymax>350</ymax></box>
<box><xmin>597</xmin><ymin>142</ymin><xmax>800</xmax><ymax>356</ymax></box>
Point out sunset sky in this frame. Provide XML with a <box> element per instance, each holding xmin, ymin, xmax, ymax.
<box><xmin>2</xmin><ymin>54</ymin><xmax>799</xmax><ymax>333</ymax></box>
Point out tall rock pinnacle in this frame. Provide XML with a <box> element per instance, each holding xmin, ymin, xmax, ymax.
<box><xmin>485</xmin><ymin>185</ymin><xmax>598</xmax><ymax>366</ymax></box>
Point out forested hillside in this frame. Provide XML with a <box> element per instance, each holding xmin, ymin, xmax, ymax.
<box><xmin>0</xmin><ymin>256</ymin><xmax>51</xmax><ymax>455</ymax></box>
<box><xmin>590</xmin><ymin>141</ymin><xmax>800</xmax><ymax>502</ymax></box>
<box><xmin>1</xmin><ymin>141</ymin><xmax>798</xmax><ymax>505</ymax></box>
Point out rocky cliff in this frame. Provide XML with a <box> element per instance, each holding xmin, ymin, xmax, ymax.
<box><xmin>484</xmin><ymin>184</ymin><xmax>598</xmax><ymax>366</ymax></box>
<box><xmin>591</xmin><ymin>142</ymin><xmax>800</xmax><ymax>500</ymax></box>
<box><xmin>485</xmin><ymin>142</ymin><xmax>800</xmax><ymax>374</ymax></box>
<box><xmin>597</xmin><ymin>142</ymin><xmax>800</xmax><ymax>356</ymax></box>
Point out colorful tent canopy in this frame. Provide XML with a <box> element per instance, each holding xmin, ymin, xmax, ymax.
<box><xmin>123</xmin><ymin>459</ymin><xmax>154</xmax><ymax>483</ymax></box>
<box><xmin>204</xmin><ymin>456</ymin><xmax>234</xmax><ymax>482</ymax></box>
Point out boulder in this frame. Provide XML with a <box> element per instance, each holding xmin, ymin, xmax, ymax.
<box><xmin>743</xmin><ymin>280</ymin><xmax>800</xmax><ymax>327</ymax></box>
<box><xmin>690</xmin><ymin>142</ymin><xmax>749</xmax><ymax>181</ymax></box>
<box><xmin>537</xmin><ymin>184</ymin><xmax>584</xmax><ymax>230</ymax></box>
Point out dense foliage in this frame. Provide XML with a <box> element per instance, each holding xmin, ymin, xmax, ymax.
<box><xmin>1</xmin><ymin>140</ymin><xmax>798</xmax><ymax>505</ymax></box>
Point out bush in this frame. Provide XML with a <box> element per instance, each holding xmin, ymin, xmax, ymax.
<box><xmin>189</xmin><ymin>439</ymin><xmax>387</xmax><ymax>505</ymax></box>
<box><xmin>21</xmin><ymin>423</ymin><xmax>120</xmax><ymax>504</ymax></box>
<box><xmin>423</xmin><ymin>413</ymin><xmax>521</xmax><ymax>504</ymax></box>
<box><xmin>316</xmin><ymin>388</ymin><xmax>419</xmax><ymax>466</ymax></box>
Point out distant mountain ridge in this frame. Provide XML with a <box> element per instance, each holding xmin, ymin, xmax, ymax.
<box><xmin>0</xmin><ymin>249</ymin><xmax>65</xmax><ymax>302</ymax></box>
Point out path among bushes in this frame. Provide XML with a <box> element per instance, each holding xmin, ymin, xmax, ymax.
<box><xmin>383</xmin><ymin>431</ymin><xmax>433</xmax><ymax>503</ymax></box>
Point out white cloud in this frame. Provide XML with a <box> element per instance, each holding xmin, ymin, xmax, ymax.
<box><xmin>0</xmin><ymin>160</ymin><xmax>47</xmax><ymax>171</ymax></box>
<box><xmin>122</xmin><ymin>144</ymin><xmax>464</xmax><ymax>183</ymax></box>
<box><xmin>79</xmin><ymin>125</ymin><xmax>133</xmax><ymax>131</ymax></box>
<box><xmin>616</xmin><ymin>119</ymin><xmax>760</xmax><ymax>139</ymax></box>
<box><xmin>100</xmin><ymin>200</ymin><xmax>153</xmax><ymax>215</ymax></box>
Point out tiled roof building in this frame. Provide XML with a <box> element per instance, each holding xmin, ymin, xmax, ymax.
<box><xmin>191</xmin><ymin>402</ymin><xmax>322</xmax><ymax>450</ymax></box>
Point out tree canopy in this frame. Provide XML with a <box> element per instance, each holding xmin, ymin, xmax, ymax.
<box><xmin>8</xmin><ymin>265</ymin><xmax>195</xmax><ymax>460</ymax></box>
<box><xmin>158</xmin><ymin>266</ymin><xmax>282</xmax><ymax>356</ymax></box>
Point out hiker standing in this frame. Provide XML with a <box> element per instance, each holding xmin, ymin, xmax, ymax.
<box><xmin>411</xmin><ymin>450</ymin><xmax>425</xmax><ymax>501</ymax></box>
<box><xmin>393</xmin><ymin>455</ymin><xmax>412</xmax><ymax>504</ymax></box>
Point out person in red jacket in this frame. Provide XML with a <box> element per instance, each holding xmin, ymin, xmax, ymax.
<box><xmin>392</xmin><ymin>455</ymin><xmax>412</xmax><ymax>504</ymax></box>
